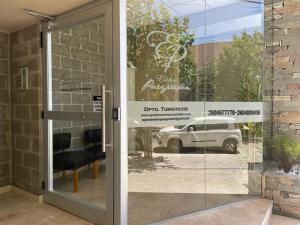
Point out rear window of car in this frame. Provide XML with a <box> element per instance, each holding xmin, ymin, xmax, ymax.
<box><xmin>205</xmin><ymin>123</ymin><xmax>229</xmax><ymax>130</ymax></box>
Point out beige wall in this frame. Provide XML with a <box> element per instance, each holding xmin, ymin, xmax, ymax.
<box><xmin>191</xmin><ymin>42</ymin><xmax>226</xmax><ymax>67</ymax></box>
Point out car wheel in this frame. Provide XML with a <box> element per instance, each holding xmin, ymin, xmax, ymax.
<box><xmin>223</xmin><ymin>139</ymin><xmax>238</xmax><ymax>153</ymax></box>
<box><xmin>167</xmin><ymin>139</ymin><xmax>182</xmax><ymax>153</ymax></box>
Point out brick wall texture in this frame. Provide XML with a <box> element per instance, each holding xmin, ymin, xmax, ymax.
<box><xmin>10</xmin><ymin>24</ymin><xmax>43</xmax><ymax>194</ymax></box>
<box><xmin>51</xmin><ymin>16</ymin><xmax>105</xmax><ymax>151</ymax></box>
<box><xmin>264</xmin><ymin>0</ymin><xmax>300</xmax><ymax>217</ymax></box>
<box><xmin>0</xmin><ymin>15</ymin><xmax>106</xmax><ymax>194</ymax></box>
<box><xmin>0</xmin><ymin>32</ymin><xmax>10</xmax><ymax>187</ymax></box>
<box><xmin>265</xmin><ymin>0</ymin><xmax>300</xmax><ymax>137</ymax></box>
<box><xmin>263</xmin><ymin>170</ymin><xmax>300</xmax><ymax>217</ymax></box>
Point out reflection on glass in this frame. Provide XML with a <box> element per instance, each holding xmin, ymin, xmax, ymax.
<box><xmin>127</xmin><ymin>0</ymin><xmax>265</xmax><ymax>224</ymax></box>
<box><xmin>51</xmin><ymin>120</ymin><xmax>106</xmax><ymax>209</ymax></box>
<box><xmin>157</xmin><ymin>117</ymin><xmax>241</xmax><ymax>153</ymax></box>
<box><xmin>205</xmin><ymin>1</ymin><xmax>264</xmax><ymax>207</ymax></box>
<box><xmin>51</xmin><ymin>16</ymin><xmax>105</xmax><ymax>112</ymax></box>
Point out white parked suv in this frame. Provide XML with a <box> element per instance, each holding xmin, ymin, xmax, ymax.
<box><xmin>157</xmin><ymin>117</ymin><xmax>242</xmax><ymax>153</ymax></box>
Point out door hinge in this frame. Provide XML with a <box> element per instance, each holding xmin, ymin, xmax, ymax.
<box><xmin>41</xmin><ymin>110</ymin><xmax>44</xmax><ymax>119</ymax></box>
<box><xmin>40</xmin><ymin>32</ymin><xmax>43</xmax><ymax>48</ymax></box>
<box><xmin>112</xmin><ymin>108</ymin><xmax>120</xmax><ymax>121</ymax></box>
<box><xmin>41</xmin><ymin>181</ymin><xmax>45</xmax><ymax>190</ymax></box>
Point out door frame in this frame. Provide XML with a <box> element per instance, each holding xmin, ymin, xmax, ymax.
<box><xmin>41</xmin><ymin>0</ymin><xmax>127</xmax><ymax>224</ymax></box>
<box><xmin>111</xmin><ymin>0</ymin><xmax>127</xmax><ymax>224</ymax></box>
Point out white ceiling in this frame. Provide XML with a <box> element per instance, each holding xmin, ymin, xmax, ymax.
<box><xmin>0</xmin><ymin>0</ymin><xmax>94</xmax><ymax>32</ymax></box>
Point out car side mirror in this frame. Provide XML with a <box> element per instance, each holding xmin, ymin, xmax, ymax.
<box><xmin>188</xmin><ymin>126</ymin><xmax>194</xmax><ymax>132</ymax></box>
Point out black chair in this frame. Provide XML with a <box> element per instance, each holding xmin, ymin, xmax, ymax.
<box><xmin>85</xmin><ymin>128</ymin><xmax>106</xmax><ymax>160</ymax></box>
<box><xmin>53</xmin><ymin>132</ymin><xmax>99</xmax><ymax>192</ymax></box>
<box><xmin>84</xmin><ymin>129</ymin><xmax>106</xmax><ymax>179</ymax></box>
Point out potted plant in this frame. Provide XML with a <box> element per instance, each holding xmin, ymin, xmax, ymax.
<box><xmin>272</xmin><ymin>134</ymin><xmax>300</xmax><ymax>173</ymax></box>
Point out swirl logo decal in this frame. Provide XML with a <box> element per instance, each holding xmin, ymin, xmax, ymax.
<box><xmin>147</xmin><ymin>31</ymin><xmax>187</xmax><ymax>72</ymax></box>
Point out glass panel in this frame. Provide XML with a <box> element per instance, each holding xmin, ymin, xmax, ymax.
<box><xmin>127</xmin><ymin>0</ymin><xmax>265</xmax><ymax>224</ymax></box>
<box><xmin>204</xmin><ymin>0</ymin><xmax>264</xmax><ymax>208</ymax></box>
<box><xmin>51</xmin><ymin>119</ymin><xmax>106</xmax><ymax>209</ymax></box>
<box><xmin>51</xmin><ymin>16</ymin><xmax>105</xmax><ymax>112</ymax></box>
<box><xmin>127</xmin><ymin>1</ymin><xmax>205</xmax><ymax>224</ymax></box>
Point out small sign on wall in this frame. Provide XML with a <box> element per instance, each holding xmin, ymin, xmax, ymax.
<box><xmin>92</xmin><ymin>96</ymin><xmax>102</xmax><ymax>112</ymax></box>
<box><xmin>19</xmin><ymin>66</ymin><xmax>29</xmax><ymax>91</ymax></box>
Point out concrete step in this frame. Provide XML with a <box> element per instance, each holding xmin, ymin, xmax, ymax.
<box><xmin>269</xmin><ymin>215</ymin><xmax>300</xmax><ymax>225</ymax></box>
<box><xmin>155</xmin><ymin>198</ymin><xmax>273</xmax><ymax>225</ymax></box>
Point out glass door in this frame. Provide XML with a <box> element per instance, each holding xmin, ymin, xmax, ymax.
<box><xmin>42</xmin><ymin>2</ymin><xmax>113</xmax><ymax>225</ymax></box>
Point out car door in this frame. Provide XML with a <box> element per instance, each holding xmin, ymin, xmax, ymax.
<box><xmin>205</xmin><ymin>123</ymin><xmax>229</xmax><ymax>148</ymax></box>
<box><xmin>188</xmin><ymin>124</ymin><xmax>206</xmax><ymax>148</ymax></box>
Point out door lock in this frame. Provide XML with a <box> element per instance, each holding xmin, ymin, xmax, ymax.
<box><xmin>112</xmin><ymin>108</ymin><xmax>120</xmax><ymax>121</ymax></box>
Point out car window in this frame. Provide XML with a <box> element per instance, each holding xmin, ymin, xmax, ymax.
<box><xmin>174</xmin><ymin>125</ymin><xmax>185</xmax><ymax>129</ymax></box>
<box><xmin>205</xmin><ymin>123</ymin><xmax>229</xmax><ymax>130</ymax></box>
<box><xmin>190</xmin><ymin>124</ymin><xmax>205</xmax><ymax>131</ymax></box>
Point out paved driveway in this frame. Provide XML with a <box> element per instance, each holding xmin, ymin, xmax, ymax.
<box><xmin>128</xmin><ymin>143</ymin><xmax>263</xmax><ymax>194</ymax></box>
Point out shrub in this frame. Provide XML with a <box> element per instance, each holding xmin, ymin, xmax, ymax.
<box><xmin>273</xmin><ymin>134</ymin><xmax>300</xmax><ymax>173</ymax></box>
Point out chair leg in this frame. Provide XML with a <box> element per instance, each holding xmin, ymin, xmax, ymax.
<box><xmin>93</xmin><ymin>160</ymin><xmax>99</xmax><ymax>179</ymax></box>
<box><xmin>73</xmin><ymin>169</ymin><xmax>78</xmax><ymax>192</ymax></box>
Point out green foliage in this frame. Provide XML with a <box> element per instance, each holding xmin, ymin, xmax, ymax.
<box><xmin>247</xmin><ymin>122</ymin><xmax>262</xmax><ymax>136</ymax></box>
<box><xmin>240</xmin><ymin>122</ymin><xmax>263</xmax><ymax>143</ymax></box>
<box><xmin>127</xmin><ymin>1</ymin><xmax>263</xmax><ymax>102</ymax></box>
<box><xmin>272</xmin><ymin>134</ymin><xmax>300</xmax><ymax>173</ymax></box>
<box><xmin>214</xmin><ymin>32</ymin><xmax>263</xmax><ymax>102</ymax></box>
<box><xmin>263</xmin><ymin>133</ymin><xmax>273</xmax><ymax>160</ymax></box>
<box><xmin>127</xmin><ymin>0</ymin><xmax>196</xmax><ymax>100</ymax></box>
<box><xmin>180</xmin><ymin>60</ymin><xmax>215</xmax><ymax>101</ymax></box>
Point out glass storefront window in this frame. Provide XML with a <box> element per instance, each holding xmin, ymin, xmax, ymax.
<box><xmin>127</xmin><ymin>0</ymin><xmax>265</xmax><ymax>224</ymax></box>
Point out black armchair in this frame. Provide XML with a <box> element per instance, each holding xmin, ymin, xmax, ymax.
<box><xmin>84</xmin><ymin>129</ymin><xmax>106</xmax><ymax>178</ymax></box>
<box><xmin>53</xmin><ymin>131</ymin><xmax>105</xmax><ymax>192</ymax></box>
<box><xmin>85</xmin><ymin>128</ymin><xmax>106</xmax><ymax>160</ymax></box>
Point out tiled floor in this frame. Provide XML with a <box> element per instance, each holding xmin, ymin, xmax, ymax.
<box><xmin>54</xmin><ymin>166</ymin><xmax>106</xmax><ymax>209</ymax></box>
<box><xmin>0</xmin><ymin>191</ymin><xmax>93</xmax><ymax>225</ymax></box>
<box><xmin>2</xmin><ymin>190</ymin><xmax>299</xmax><ymax>225</ymax></box>
<box><xmin>156</xmin><ymin>198</ymin><xmax>273</xmax><ymax>225</ymax></box>
<box><xmin>270</xmin><ymin>214</ymin><xmax>300</xmax><ymax>225</ymax></box>
<box><xmin>1</xmin><ymin>145</ymin><xmax>263</xmax><ymax>225</ymax></box>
